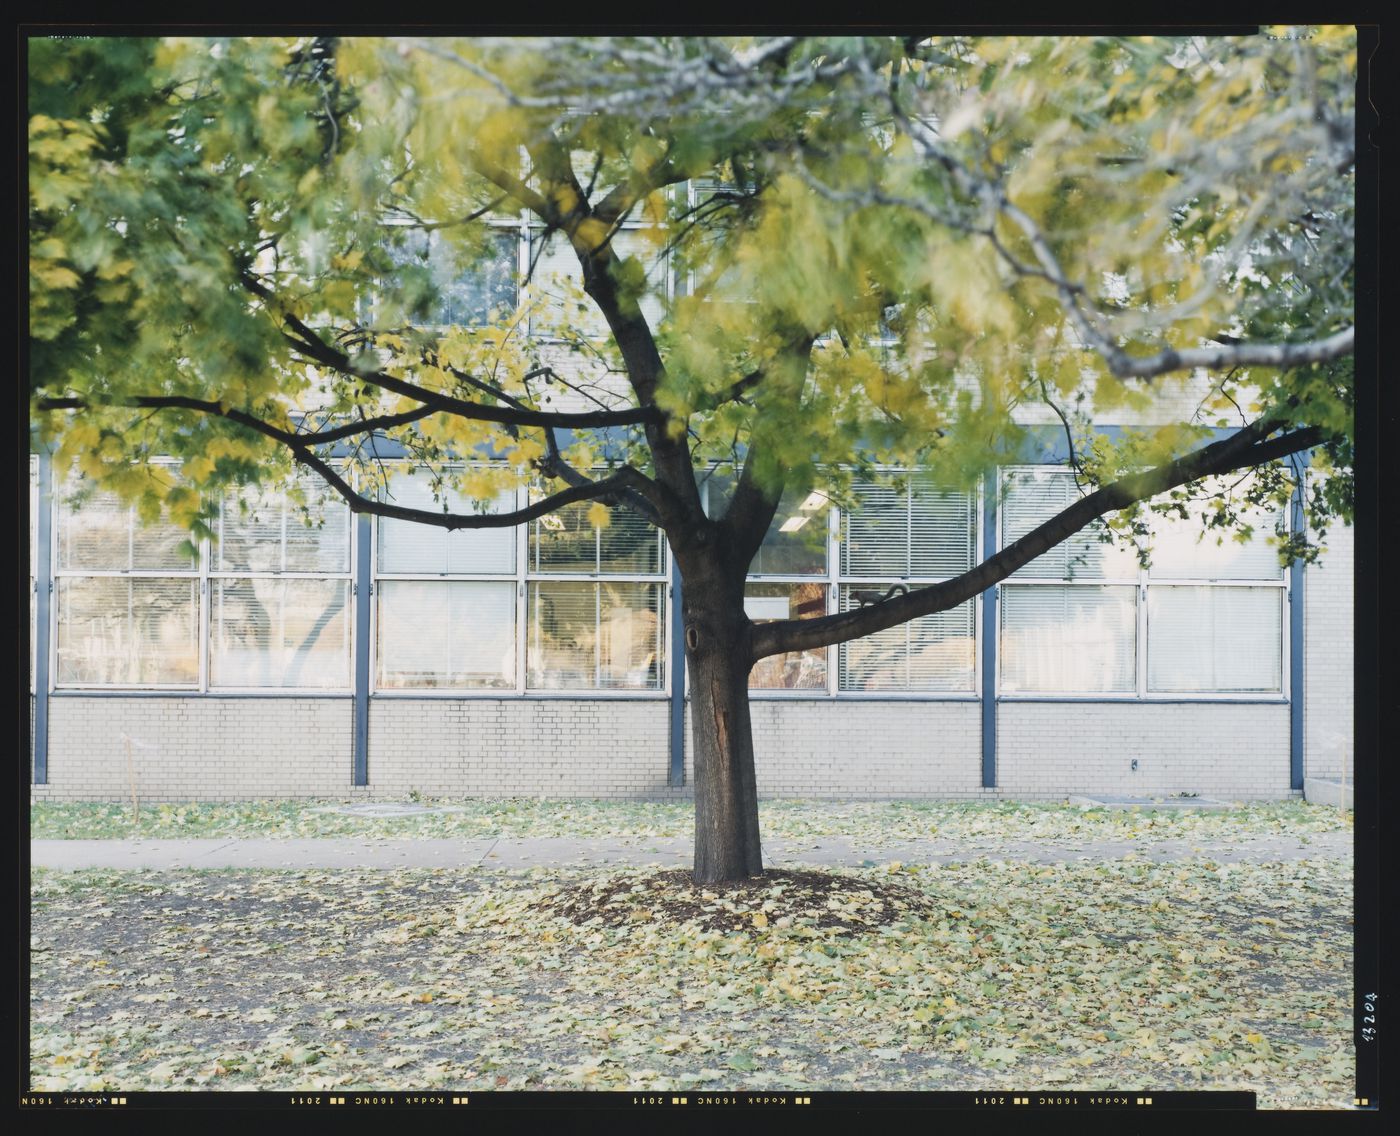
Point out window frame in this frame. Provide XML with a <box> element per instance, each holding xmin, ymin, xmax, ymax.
<box><xmin>373</xmin><ymin>217</ymin><xmax>525</xmax><ymax>332</ymax></box>
<box><xmin>49</xmin><ymin>464</ymin><xmax>356</xmax><ymax>695</ymax></box>
<box><xmin>700</xmin><ymin>466</ymin><xmax>983</xmax><ymax>701</ymax></box>
<box><xmin>206</xmin><ymin>474</ymin><xmax>355</xmax><ymax>693</ymax></box>
<box><xmin>995</xmin><ymin>465</ymin><xmax>1290</xmax><ymax>702</ymax></box>
<box><xmin>369</xmin><ymin>465</ymin><xmax>672</xmax><ymax>699</ymax></box>
<box><xmin>835</xmin><ymin>471</ymin><xmax>982</xmax><ymax>699</ymax></box>
<box><xmin>525</xmin><ymin>219</ymin><xmax>673</xmax><ymax>344</ymax></box>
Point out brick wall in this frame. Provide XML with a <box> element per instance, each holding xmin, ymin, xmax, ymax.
<box><xmin>1303</xmin><ymin>523</ymin><xmax>1355</xmax><ymax>780</ymax></box>
<box><xmin>366</xmin><ymin>698</ymin><xmax>684</xmax><ymax>799</ymax></box>
<box><xmin>997</xmin><ymin>701</ymin><xmax>1291</xmax><ymax>799</ymax></box>
<box><xmin>33</xmin><ymin>698</ymin><xmax>353</xmax><ymax>802</ymax></box>
<box><xmin>681</xmin><ymin>700</ymin><xmax>989</xmax><ymax>800</ymax></box>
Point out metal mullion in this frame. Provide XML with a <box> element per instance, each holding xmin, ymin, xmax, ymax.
<box><xmin>198</xmin><ymin>518</ymin><xmax>210</xmax><ymax>692</ymax></box>
<box><xmin>516</xmin><ymin>489</ymin><xmax>528</xmax><ymax>693</ymax></box>
<box><xmin>1135</xmin><ymin>560</ymin><xmax>1148</xmax><ymax>698</ymax></box>
<box><xmin>827</xmin><ymin>500</ymin><xmax>841</xmax><ymax>696</ymax></box>
<box><xmin>1145</xmin><ymin>578</ymin><xmax>1286</xmax><ymax>587</ymax></box>
<box><xmin>52</xmin><ymin>569</ymin><xmax>202</xmax><ymax>578</ymax></box>
<box><xmin>207</xmin><ymin>571</ymin><xmax>353</xmax><ymax>580</ymax></box>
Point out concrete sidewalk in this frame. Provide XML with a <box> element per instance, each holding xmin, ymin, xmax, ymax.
<box><xmin>30</xmin><ymin>831</ymin><xmax>1351</xmax><ymax>870</ymax></box>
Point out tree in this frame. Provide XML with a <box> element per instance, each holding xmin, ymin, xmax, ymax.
<box><xmin>29</xmin><ymin>32</ymin><xmax>1356</xmax><ymax>883</ymax></box>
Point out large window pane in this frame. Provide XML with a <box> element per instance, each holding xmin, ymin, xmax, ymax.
<box><xmin>377</xmin><ymin>472</ymin><xmax>516</xmax><ymax>575</ymax></box>
<box><xmin>56</xmin><ymin>577</ymin><xmax>199</xmax><ymax>685</ymax></box>
<box><xmin>1000</xmin><ymin>584</ymin><xmax>1136</xmax><ymax>693</ymax></box>
<box><xmin>702</xmin><ymin>474</ymin><xmax>832</xmax><ymax>576</ymax></box>
<box><xmin>376</xmin><ymin>581</ymin><xmax>515</xmax><ymax>690</ymax></box>
<box><xmin>1147</xmin><ymin>500</ymin><xmax>1285</xmax><ymax>580</ymax></box>
<box><xmin>1001</xmin><ymin>469</ymin><xmax>1138</xmax><ymax>580</ymax></box>
<box><xmin>58</xmin><ymin>485</ymin><xmax>194</xmax><ymax>572</ymax></box>
<box><xmin>531</xmin><ymin>500</ymin><xmax>662</xmax><ymax>575</ymax></box>
<box><xmin>530</xmin><ymin>228</ymin><xmax>667</xmax><ymax>337</ymax></box>
<box><xmin>218</xmin><ymin>479</ymin><xmax>350</xmax><ymax>574</ymax></box>
<box><xmin>210</xmin><ymin>578</ymin><xmax>351</xmax><ymax>688</ymax></box>
<box><xmin>385</xmin><ymin>227</ymin><xmax>517</xmax><ymax>327</ymax></box>
<box><xmin>838</xmin><ymin>588</ymin><xmax>975</xmax><ymax>692</ymax></box>
<box><xmin>599</xmin><ymin>508</ymin><xmax>665</xmax><ymax>574</ymax></box>
<box><xmin>746</xmin><ymin>582</ymin><xmax>828</xmax><ymax>690</ymax></box>
<box><xmin>527</xmin><ymin>581</ymin><xmax>663</xmax><ymax>690</ymax></box>
<box><xmin>1148</xmin><ymin>586</ymin><xmax>1282</xmax><ymax>693</ymax></box>
<box><xmin>842</xmin><ymin>477</ymin><xmax>975</xmax><ymax>578</ymax></box>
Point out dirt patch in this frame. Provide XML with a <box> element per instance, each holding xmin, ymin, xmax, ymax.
<box><xmin>538</xmin><ymin>868</ymin><xmax>942</xmax><ymax>935</ymax></box>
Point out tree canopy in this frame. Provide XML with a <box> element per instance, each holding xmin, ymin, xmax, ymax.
<box><xmin>28</xmin><ymin>32</ymin><xmax>1358</xmax><ymax>881</ymax></box>
<box><xmin>30</xmin><ymin>33</ymin><xmax>1353</xmax><ymax>533</ymax></box>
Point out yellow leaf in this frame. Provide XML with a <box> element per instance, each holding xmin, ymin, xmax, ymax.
<box><xmin>586</xmin><ymin>501</ymin><xmax>612</xmax><ymax>530</ymax></box>
<box><xmin>751</xmin><ymin>911</ymin><xmax>769</xmax><ymax>929</ymax></box>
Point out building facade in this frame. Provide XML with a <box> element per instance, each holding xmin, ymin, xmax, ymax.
<box><xmin>26</xmin><ymin>210</ymin><xmax>1355</xmax><ymax>803</ymax></box>
<box><xmin>27</xmin><ymin>449</ymin><xmax>1354</xmax><ymax>803</ymax></box>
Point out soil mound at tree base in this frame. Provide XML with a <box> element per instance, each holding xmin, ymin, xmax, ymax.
<box><xmin>540</xmin><ymin>868</ymin><xmax>940</xmax><ymax>935</ymax></box>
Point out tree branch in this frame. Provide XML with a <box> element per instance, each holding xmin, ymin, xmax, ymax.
<box><xmin>294</xmin><ymin>450</ymin><xmax>659</xmax><ymax>530</ymax></box>
<box><xmin>240</xmin><ymin>272</ymin><xmax>658</xmax><ymax>430</ymax></box>
<box><xmin>37</xmin><ymin>395</ymin><xmax>441</xmax><ymax>446</ymax></box>
<box><xmin>751</xmin><ymin>422</ymin><xmax>1323</xmax><ymax>661</ymax></box>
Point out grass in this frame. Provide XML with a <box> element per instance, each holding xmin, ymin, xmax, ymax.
<box><xmin>31</xmin><ymin>797</ymin><xmax>1351</xmax><ymax>844</ymax></box>
<box><xmin>29</xmin><ymin>853</ymin><xmax>1354</xmax><ymax>1104</ymax></box>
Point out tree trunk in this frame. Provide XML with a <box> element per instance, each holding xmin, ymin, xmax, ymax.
<box><xmin>684</xmin><ymin>583</ymin><xmax>764</xmax><ymax>885</ymax></box>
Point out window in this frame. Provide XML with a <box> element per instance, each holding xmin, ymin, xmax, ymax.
<box><xmin>529</xmin><ymin>226</ymin><xmax>669</xmax><ymax>338</ymax></box>
<box><xmin>371</xmin><ymin>466</ymin><xmax>671</xmax><ymax>695</ymax></box>
<box><xmin>54</xmin><ymin>472</ymin><xmax>200</xmax><ymax>687</ymax></box>
<box><xmin>211</xmin><ymin>477</ymin><xmax>352</xmax><ymax>689</ymax></box>
<box><xmin>381</xmin><ymin>225</ymin><xmax>518</xmax><ymax>327</ymax></box>
<box><xmin>1143</xmin><ymin>491</ymin><xmax>1285</xmax><ymax>694</ymax></box>
<box><xmin>527</xmin><ymin>495</ymin><xmax>667</xmax><ymax>690</ymax></box>
<box><xmin>702</xmin><ymin>469</ymin><xmax>978</xmax><ymax>695</ymax></box>
<box><xmin>51</xmin><ymin>469</ymin><xmax>353</xmax><ymax>690</ymax></box>
<box><xmin>998</xmin><ymin>467</ymin><xmax>1286</xmax><ymax>697</ymax></box>
<box><xmin>837</xmin><ymin>475</ymin><xmax>978</xmax><ymax>692</ymax></box>
<box><xmin>374</xmin><ymin>468</ymin><xmax>518</xmax><ymax>691</ymax></box>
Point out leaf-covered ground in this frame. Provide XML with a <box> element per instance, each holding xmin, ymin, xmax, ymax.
<box><xmin>31</xmin><ymin>797</ymin><xmax>1350</xmax><ymax>844</ymax></box>
<box><xmin>30</xmin><ymin>855</ymin><xmax>1352</xmax><ymax>1107</ymax></box>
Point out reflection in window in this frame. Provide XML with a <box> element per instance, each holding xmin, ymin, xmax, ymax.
<box><xmin>837</xmin><ymin>477</ymin><xmax>978</xmax><ymax>693</ymax></box>
<box><xmin>998</xmin><ymin>468</ymin><xmax>1286</xmax><ymax>696</ymax></box>
<box><xmin>374</xmin><ymin>467</ymin><xmax>517</xmax><ymax>691</ymax></box>
<box><xmin>383</xmin><ymin>227</ymin><xmax>517</xmax><ymax>327</ymax></box>
<box><xmin>56</xmin><ymin>576</ymin><xmax>199</xmax><ymax>685</ymax></box>
<box><xmin>211</xmin><ymin>578</ymin><xmax>350</xmax><ymax>689</ymax></box>
<box><xmin>746</xmin><ymin>582</ymin><xmax>828</xmax><ymax>689</ymax></box>
<box><xmin>211</xmin><ymin>477</ymin><xmax>352</xmax><ymax>689</ymax></box>
<box><xmin>531</xmin><ymin>499</ymin><xmax>664</xmax><ymax>575</ymax></box>
<box><xmin>377</xmin><ymin>580</ymin><xmax>515</xmax><ymax>690</ymax></box>
<box><xmin>54</xmin><ymin>476</ymin><xmax>200</xmax><ymax>687</ymax></box>
<box><xmin>839</xmin><ymin>589</ymin><xmax>975</xmax><ymax>692</ymax></box>
<box><xmin>528</xmin><ymin>581</ymin><xmax>664</xmax><ymax>690</ymax></box>
<box><xmin>1000</xmin><ymin>584</ymin><xmax>1137</xmax><ymax>693</ymax></box>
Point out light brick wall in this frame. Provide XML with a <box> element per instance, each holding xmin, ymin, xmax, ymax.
<box><xmin>366</xmin><ymin>698</ymin><xmax>684</xmax><ymax>799</ymax></box>
<box><xmin>681</xmin><ymin>700</ymin><xmax>990</xmax><ymax>799</ymax></box>
<box><xmin>35</xmin><ymin>695</ymin><xmax>1301</xmax><ymax>803</ymax></box>
<box><xmin>997</xmin><ymin>701</ymin><xmax>1291</xmax><ymax>799</ymax></box>
<box><xmin>32</xmin><ymin>698</ymin><xmax>353</xmax><ymax>802</ymax></box>
<box><xmin>1303</xmin><ymin>524</ymin><xmax>1354</xmax><ymax>780</ymax></box>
